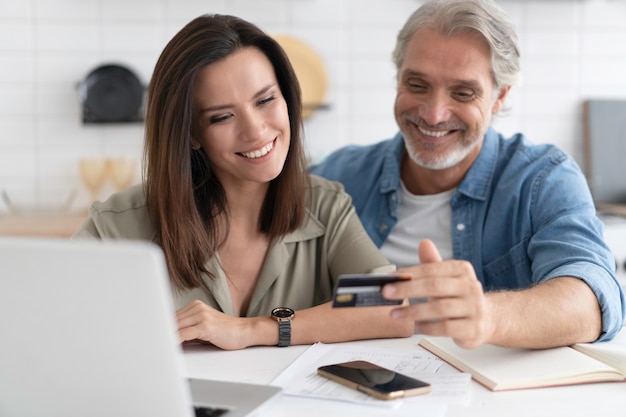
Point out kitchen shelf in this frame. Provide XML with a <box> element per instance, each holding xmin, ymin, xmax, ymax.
<box><xmin>0</xmin><ymin>214</ymin><xmax>87</xmax><ymax>238</ymax></box>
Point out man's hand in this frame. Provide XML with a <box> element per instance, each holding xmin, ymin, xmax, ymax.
<box><xmin>382</xmin><ymin>239</ymin><xmax>492</xmax><ymax>349</ymax></box>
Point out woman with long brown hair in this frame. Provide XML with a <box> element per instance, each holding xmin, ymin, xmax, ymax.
<box><xmin>74</xmin><ymin>14</ymin><xmax>413</xmax><ymax>350</ymax></box>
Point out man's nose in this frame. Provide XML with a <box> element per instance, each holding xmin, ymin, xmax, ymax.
<box><xmin>419</xmin><ymin>93</ymin><xmax>452</xmax><ymax>125</ymax></box>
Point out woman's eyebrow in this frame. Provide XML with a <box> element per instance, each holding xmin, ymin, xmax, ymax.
<box><xmin>198</xmin><ymin>83</ymin><xmax>277</xmax><ymax>114</ymax></box>
<box><xmin>252</xmin><ymin>83</ymin><xmax>276</xmax><ymax>99</ymax></box>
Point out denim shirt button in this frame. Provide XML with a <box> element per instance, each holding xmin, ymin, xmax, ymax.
<box><xmin>379</xmin><ymin>224</ymin><xmax>388</xmax><ymax>232</ymax></box>
<box><xmin>456</xmin><ymin>223</ymin><xmax>465</xmax><ymax>231</ymax></box>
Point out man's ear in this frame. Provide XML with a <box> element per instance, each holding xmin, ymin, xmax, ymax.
<box><xmin>492</xmin><ymin>85</ymin><xmax>511</xmax><ymax>115</ymax></box>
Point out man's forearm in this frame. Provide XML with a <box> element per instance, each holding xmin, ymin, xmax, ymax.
<box><xmin>485</xmin><ymin>277</ymin><xmax>602</xmax><ymax>349</ymax></box>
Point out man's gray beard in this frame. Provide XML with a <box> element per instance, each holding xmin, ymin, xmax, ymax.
<box><xmin>403</xmin><ymin>136</ymin><xmax>481</xmax><ymax>171</ymax></box>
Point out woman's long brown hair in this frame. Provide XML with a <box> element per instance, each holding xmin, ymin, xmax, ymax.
<box><xmin>143</xmin><ymin>15</ymin><xmax>309</xmax><ymax>290</ymax></box>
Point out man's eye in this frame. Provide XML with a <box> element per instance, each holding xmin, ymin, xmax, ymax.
<box><xmin>454</xmin><ymin>91</ymin><xmax>475</xmax><ymax>102</ymax></box>
<box><xmin>407</xmin><ymin>80</ymin><xmax>426</xmax><ymax>91</ymax></box>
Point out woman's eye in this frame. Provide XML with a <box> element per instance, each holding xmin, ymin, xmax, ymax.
<box><xmin>258</xmin><ymin>94</ymin><xmax>276</xmax><ymax>105</ymax></box>
<box><xmin>209</xmin><ymin>114</ymin><xmax>231</xmax><ymax>124</ymax></box>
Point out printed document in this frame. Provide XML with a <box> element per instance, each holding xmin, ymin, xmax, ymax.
<box><xmin>271</xmin><ymin>341</ymin><xmax>471</xmax><ymax>410</ymax></box>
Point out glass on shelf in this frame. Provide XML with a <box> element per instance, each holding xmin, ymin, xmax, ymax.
<box><xmin>79</xmin><ymin>158</ymin><xmax>107</xmax><ymax>203</ymax></box>
<box><xmin>106</xmin><ymin>157</ymin><xmax>136</xmax><ymax>192</ymax></box>
<box><xmin>79</xmin><ymin>157</ymin><xmax>138</xmax><ymax>205</ymax></box>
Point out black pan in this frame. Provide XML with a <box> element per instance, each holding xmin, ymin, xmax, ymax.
<box><xmin>80</xmin><ymin>64</ymin><xmax>144</xmax><ymax>123</ymax></box>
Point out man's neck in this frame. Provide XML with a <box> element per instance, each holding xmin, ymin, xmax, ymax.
<box><xmin>400</xmin><ymin>151</ymin><xmax>474</xmax><ymax>196</ymax></box>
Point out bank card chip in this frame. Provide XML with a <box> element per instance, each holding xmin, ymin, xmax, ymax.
<box><xmin>332</xmin><ymin>273</ymin><xmax>411</xmax><ymax>307</ymax></box>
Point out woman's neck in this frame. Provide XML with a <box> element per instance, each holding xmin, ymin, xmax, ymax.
<box><xmin>217</xmin><ymin>181</ymin><xmax>270</xmax><ymax>316</ymax></box>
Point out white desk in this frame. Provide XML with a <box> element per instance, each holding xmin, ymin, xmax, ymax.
<box><xmin>183</xmin><ymin>331</ymin><xmax>626</xmax><ymax>417</ymax></box>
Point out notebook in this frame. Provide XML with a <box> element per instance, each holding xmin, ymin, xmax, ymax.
<box><xmin>0</xmin><ymin>237</ymin><xmax>281</xmax><ymax>417</ymax></box>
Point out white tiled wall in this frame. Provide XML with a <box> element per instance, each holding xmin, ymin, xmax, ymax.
<box><xmin>1</xmin><ymin>0</ymin><xmax>626</xmax><ymax>212</ymax></box>
<box><xmin>602</xmin><ymin>216</ymin><xmax>626</xmax><ymax>289</ymax></box>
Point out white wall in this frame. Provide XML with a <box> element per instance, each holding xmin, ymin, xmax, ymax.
<box><xmin>1</xmin><ymin>0</ymin><xmax>625</xmax><ymax>213</ymax></box>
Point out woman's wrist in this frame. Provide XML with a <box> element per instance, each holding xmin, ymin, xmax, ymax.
<box><xmin>245</xmin><ymin>316</ymin><xmax>280</xmax><ymax>347</ymax></box>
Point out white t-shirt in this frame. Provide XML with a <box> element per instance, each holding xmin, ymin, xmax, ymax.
<box><xmin>380</xmin><ymin>181</ymin><xmax>454</xmax><ymax>268</ymax></box>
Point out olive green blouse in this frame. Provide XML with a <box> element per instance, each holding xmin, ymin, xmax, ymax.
<box><xmin>72</xmin><ymin>175</ymin><xmax>393</xmax><ymax>316</ymax></box>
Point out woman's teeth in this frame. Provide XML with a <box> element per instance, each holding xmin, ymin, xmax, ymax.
<box><xmin>241</xmin><ymin>141</ymin><xmax>273</xmax><ymax>159</ymax></box>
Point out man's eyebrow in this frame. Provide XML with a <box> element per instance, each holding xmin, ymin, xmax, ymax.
<box><xmin>454</xmin><ymin>79</ymin><xmax>482</xmax><ymax>90</ymax></box>
<box><xmin>401</xmin><ymin>70</ymin><xmax>482</xmax><ymax>90</ymax></box>
<box><xmin>198</xmin><ymin>83</ymin><xmax>277</xmax><ymax>114</ymax></box>
<box><xmin>400</xmin><ymin>69</ymin><xmax>424</xmax><ymax>79</ymax></box>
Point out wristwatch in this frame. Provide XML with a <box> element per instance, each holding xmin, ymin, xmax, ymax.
<box><xmin>270</xmin><ymin>307</ymin><xmax>295</xmax><ymax>347</ymax></box>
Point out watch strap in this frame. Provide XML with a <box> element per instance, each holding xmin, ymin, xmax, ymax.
<box><xmin>271</xmin><ymin>307</ymin><xmax>294</xmax><ymax>347</ymax></box>
<box><xmin>277</xmin><ymin>319</ymin><xmax>291</xmax><ymax>347</ymax></box>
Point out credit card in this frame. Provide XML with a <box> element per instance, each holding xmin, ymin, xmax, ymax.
<box><xmin>332</xmin><ymin>273</ymin><xmax>411</xmax><ymax>307</ymax></box>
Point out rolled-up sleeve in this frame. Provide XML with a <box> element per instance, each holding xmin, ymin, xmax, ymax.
<box><xmin>529</xmin><ymin>155</ymin><xmax>625</xmax><ymax>341</ymax></box>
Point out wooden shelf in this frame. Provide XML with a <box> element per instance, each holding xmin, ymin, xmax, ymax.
<box><xmin>0</xmin><ymin>213</ymin><xmax>87</xmax><ymax>238</ymax></box>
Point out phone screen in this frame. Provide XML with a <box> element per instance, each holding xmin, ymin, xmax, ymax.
<box><xmin>317</xmin><ymin>360</ymin><xmax>431</xmax><ymax>400</ymax></box>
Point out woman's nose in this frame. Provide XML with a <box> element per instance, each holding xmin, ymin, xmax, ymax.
<box><xmin>239</xmin><ymin>110</ymin><xmax>266</xmax><ymax>141</ymax></box>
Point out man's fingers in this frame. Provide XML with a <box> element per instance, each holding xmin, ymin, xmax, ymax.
<box><xmin>418</xmin><ymin>239</ymin><xmax>442</xmax><ymax>263</ymax></box>
<box><xmin>383</xmin><ymin>270</ymin><xmax>466</xmax><ymax>300</ymax></box>
<box><xmin>391</xmin><ymin>296</ymin><xmax>470</xmax><ymax>321</ymax></box>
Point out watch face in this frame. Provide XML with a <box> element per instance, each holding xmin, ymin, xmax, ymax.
<box><xmin>272</xmin><ymin>307</ymin><xmax>294</xmax><ymax>319</ymax></box>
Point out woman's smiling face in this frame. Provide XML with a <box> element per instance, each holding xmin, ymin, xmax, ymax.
<box><xmin>192</xmin><ymin>47</ymin><xmax>290</xmax><ymax>189</ymax></box>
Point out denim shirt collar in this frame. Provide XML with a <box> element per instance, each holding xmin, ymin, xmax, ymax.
<box><xmin>379</xmin><ymin>132</ymin><xmax>405</xmax><ymax>194</ymax></box>
<box><xmin>456</xmin><ymin>126</ymin><xmax>499</xmax><ymax>202</ymax></box>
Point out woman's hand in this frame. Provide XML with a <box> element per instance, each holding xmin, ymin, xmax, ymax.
<box><xmin>176</xmin><ymin>298</ymin><xmax>416</xmax><ymax>350</ymax></box>
<box><xmin>176</xmin><ymin>300</ymin><xmax>262</xmax><ymax>350</ymax></box>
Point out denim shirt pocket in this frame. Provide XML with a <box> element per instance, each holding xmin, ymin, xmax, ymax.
<box><xmin>482</xmin><ymin>238</ymin><xmax>533</xmax><ymax>290</ymax></box>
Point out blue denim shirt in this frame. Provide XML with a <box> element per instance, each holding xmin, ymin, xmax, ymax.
<box><xmin>311</xmin><ymin>127</ymin><xmax>626</xmax><ymax>341</ymax></box>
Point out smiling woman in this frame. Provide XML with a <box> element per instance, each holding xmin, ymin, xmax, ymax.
<box><xmin>72</xmin><ymin>14</ymin><xmax>415</xmax><ymax>351</ymax></box>
<box><xmin>190</xmin><ymin>47</ymin><xmax>291</xmax><ymax>189</ymax></box>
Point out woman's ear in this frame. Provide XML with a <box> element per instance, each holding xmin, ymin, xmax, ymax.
<box><xmin>191</xmin><ymin>138</ymin><xmax>202</xmax><ymax>150</ymax></box>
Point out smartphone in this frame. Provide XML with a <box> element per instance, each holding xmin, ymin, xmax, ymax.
<box><xmin>331</xmin><ymin>273</ymin><xmax>411</xmax><ymax>307</ymax></box>
<box><xmin>317</xmin><ymin>360</ymin><xmax>432</xmax><ymax>400</ymax></box>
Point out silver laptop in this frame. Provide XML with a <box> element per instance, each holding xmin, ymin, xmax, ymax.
<box><xmin>0</xmin><ymin>237</ymin><xmax>281</xmax><ymax>417</ymax></box>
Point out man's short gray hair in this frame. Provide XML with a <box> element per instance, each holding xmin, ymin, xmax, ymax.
<box><xmin>392</xmin><ymin>0</ymin><xmax>521</xmax><ymax>89</ymax></box>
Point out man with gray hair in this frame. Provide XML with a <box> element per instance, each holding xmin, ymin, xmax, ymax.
<box><xmin>312</xmin><ymin>0</ymin><xmax>625</xmax><ymax>349</ymax></box>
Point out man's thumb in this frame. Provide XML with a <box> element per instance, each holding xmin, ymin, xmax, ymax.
<box><xmin>418</xmin><ymin>239</ymin><xmax>442</xmax><ymax>263</ymax></box>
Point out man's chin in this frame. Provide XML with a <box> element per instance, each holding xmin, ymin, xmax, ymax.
<box><xmin>405</xmin><ymin>146</ymin><xmax>474</xmax><ymax>171</ymax></box>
